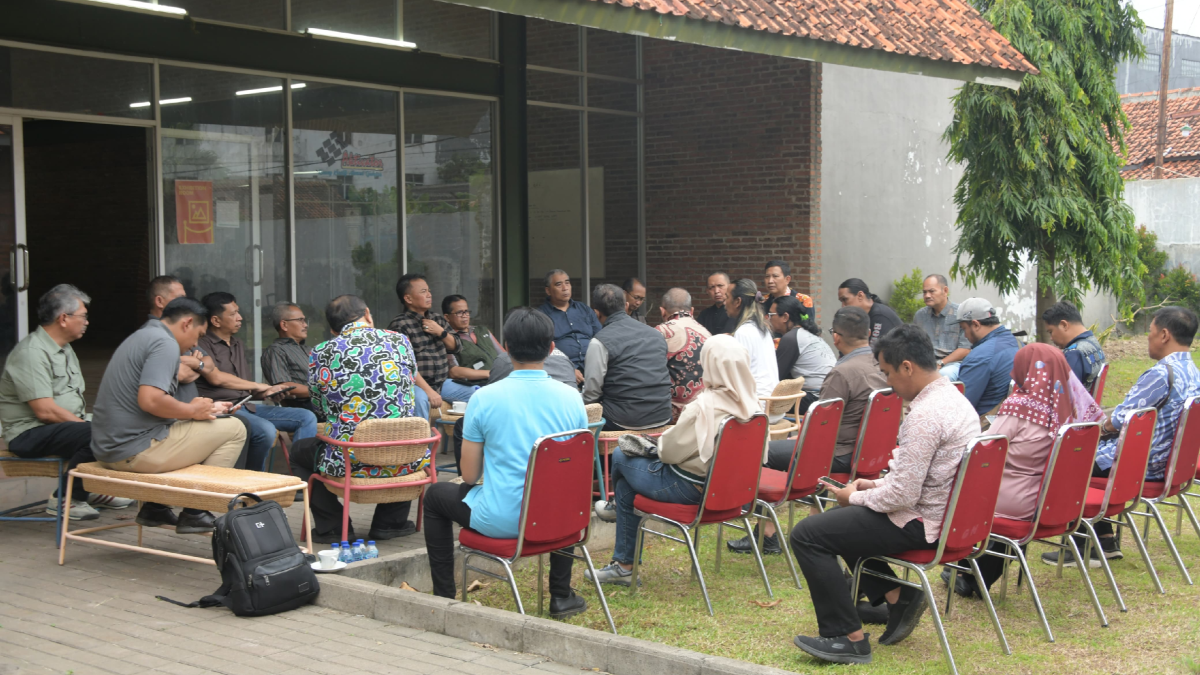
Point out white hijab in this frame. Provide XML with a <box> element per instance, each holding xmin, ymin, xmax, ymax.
<box><xmin>692</xmin><ymin>335</ymin><xmax>764</xmax><ymax>463</ymax></box>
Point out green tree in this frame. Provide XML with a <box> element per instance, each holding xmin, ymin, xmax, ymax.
<box><xmin>943</xmin><ymin>0</ymin><xmax>1145</xmax><ymax>341</ymax></box>
<box><xmin>889</xmin><ymin>268</ymin><xmax>926</xmax><ymax>323</ymax></box>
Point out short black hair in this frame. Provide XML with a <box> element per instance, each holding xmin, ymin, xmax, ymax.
<box><xmin>978</xmin><ymin>316</ymin><xmax>1001</xmax><ymax>327</ymax></box>
<box><xmin>707</xmin><ymin>271</ymin><xmax>730</xmax><ymax>284</ymax></box>
<box><xmin>832</xmin><ymin>306</ymin><xmax>870</xmax><ymax>341</ymax></box>
<box><xmin>544</xmin><ymin>269</ymin><xmax>569</xmax><ymax>288</ymax></box>
<box><xmin>201</xmin><ymin>292</ymin><xmax>237</xmax><ymax>326</ymax></box>
<box><xmin>161</xmin><ymin>297</ymin><xmax>208</xmax><ymax>324</ymax></box>
<box><xmin>924</xmin><ymin>273</ymin><xmax>949</xmax><ymax>288</ymax></box>
<box><xmin>325</xmin><ymin>295</ymin><xmax>368</xmax><ymax>333</ymax></box>
<box><xmin>764</xmin><ymin>260</ymin><xmax>791</xmax><ymax>277</ymax></box>
<box><xmin>1152</xmin><ymin>306</ymin><xmax>1199</xmax><ymax>346</ymax></box>
<box><xmin>873</xmin><ymin>324</ymin><xmax>938</xmax><ymax>372</ymax></box>
<box><xmin>504</xmin><ymin>307</ymin><xmax>554</xmax><ymax>363</ymax></box>
<box><xmin>591</xmin><ymin>283</ymin><xmax>625</xmax><ymax>318</ymax></box>
<box><xmin>621</xmin><ymin>277</ymin><xmax>644</xmax><ymax>293</ymax></box>
<box><xmin>396</xmin><ymin>273</ymin><xmax>426</xmax><ymax>304</ymax></box>
<box><xmin>441</xmin><ymin>294</ymin><xmax>467</xmax><ymax>315</ymax></box>
<box><xmin>1041</xmin><ymin>301</ymin><xmax>1083</xmax><ymax>326</ymax></box>
<box><xmin>147</xmin><ymin>275</ymin><xmax>182</xmax><ymax>306</ymax></box>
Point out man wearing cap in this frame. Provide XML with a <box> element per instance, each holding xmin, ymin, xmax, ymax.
<box><xmin>955</xmin><ymin>298</ymin><xmax>1019</xmax><ymax>420</ymax></box>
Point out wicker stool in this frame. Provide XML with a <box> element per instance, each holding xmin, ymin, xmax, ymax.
<box><xmin>0</xmin><ymin>448</ymin><xmax>68</xmax><ymax>545</ymax></box>
<box><xmin>60</xmin><ymin>463</ymin><xmax>310</xmax><ymax>566</ymax></box>
<box><xmin>434</xmin><ymin>402</ymin><xmax>464</xmax><ymax>473</ymax></box>
<box><xmin>595</xmin><ymin>424</ymin><xmax>673</xmax><ymax>500</ymax></box>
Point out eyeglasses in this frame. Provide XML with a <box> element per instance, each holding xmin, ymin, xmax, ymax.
<box><xmin>828</xmin><ymin>327</ymin><xmax>842</xmax><ymax>337</ymax></box>
<box><xmin>451</xmin><ymin>310</ymin><xmax>471</xmax><ymax>318</ymax></box>
<box><xmin>67</xmin><ymin>313</ymin><xmax>88</xmax><ymax>320</ymax></box>
<box><xmin>766</xmin><ymin>312</ymin><xmax>780</xmax><ymax>318</ymax></box>
<box><xmin>281</xmin><ymin>317</ymin><xmax>309</xmax><ymax>325</ymax></box>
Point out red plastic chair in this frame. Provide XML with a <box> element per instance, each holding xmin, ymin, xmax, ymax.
<box><xmin>951</xmin><ymin>381</ymin><xmax>966</xmax><ymax>396</ymax></box>
<box><xmin>982</xmin><ymin>422</ymin><xmax>1102</xmax><ymax>641</ymax></box>
<box><xmin>458</xmin><ymin>429</ymin><xmax>616</xmax><ymax>633</ymax></box>
<box><xmin>853</xmin><ymin>435</ymin><xmax>1011</xmax><ymax>675</ymax></box>
<box><xmin>1088</xmin><ymin>362</ymin><xmax>1110</xmax><ymax>404</ymax></box>
<box><xmin>1127</xmin><ymin>396</ymin><xmax>1200</xmax><ymax>586</ymax></box>
<box><xmin>311</xmin><ymin>422</ymin><xmax>441</xmax><ymax>544</ymax></box>
<box><xmin>830</xmin><ymin>388</ymin><xmax>902</xmax><ymax>485</ymax></box>
<box><xmin>630</xmin><ymin>414</ymin><xmax>771</xmax><ymax>616</ymax></box>
<box><xmin>1076</xmin><ymin>408</ymin><xmax>1159</xmax><ymax>608</ymax></box>
<box><xmin>751</xmin><ymin>397</ymin><xmax>844</xmax><ymax>588</ymax></box>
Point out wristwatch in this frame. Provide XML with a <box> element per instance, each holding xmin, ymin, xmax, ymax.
<box><xmin>440</xmin><ymin>329</ymin><xmax>449</xmax><ymax>340</ymax></box>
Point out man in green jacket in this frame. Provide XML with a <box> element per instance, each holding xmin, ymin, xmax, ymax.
<box><xmin>441</xmin><ymin>295</ymin><xmax>504</xmax><ymax>403</ymax></box>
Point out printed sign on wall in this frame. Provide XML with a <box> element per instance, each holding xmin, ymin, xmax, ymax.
<box><xmin>175</xmin><ymin>180</ymin><xmax>214</xmax><ymax>244</ymax></box>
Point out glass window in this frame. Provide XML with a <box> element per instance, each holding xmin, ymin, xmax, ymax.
<box><xmin>160</xmin><ymin>66</ymin><xmax>290</xmax><ymax>380</ymax></box>
<box><xmin>527</xmin><ymin>106</ymin><xmax>589</xmax><ymax>303</ymax></box>
<box><xmin>292</xmin><ymin>83</ymin><xmax>399</xmax><ymax>345</ymax></box>
<box><xmin>528</xmin><ymin>71</ymin><xmax>580</xmax><ymax>106</ymax></box>
<box><xmin>0</xmin><ymin>125</ymin><xmax>16</xmax><ymax>364</ymax></box>
<box><xmin>292</xmin><ymin>0</ymin><xmax>399</xmax><ymax>41</ymax></box>
<box><xmin>402</xmin><ymin>0</ymin><xmax>495</xmax><ymax>60</ymax></box>
<box><xmin>588</xmin><ymin>79</ymin><xmax>637</xmax><ymax>112</ymax></box>
<box><xmin>586</xmin><ymin>28</ymin><xmax>636</xmax><ymax>79</ymax></box>
<box><xmin>527</xmin><ymin>18</ymin><xmax>579</xmax><ymax>71</ymax></box>
<box><xmin>1142</xmin><ymin>53</ymin><xmax>1161</xmax><ymax>72</ymax></box>
<box><xmin>1184</xmin><ymin>59</ymin><xmax>1200</xmax><ymax>78</ymax></box>
<box><xmin>169</xmin><ymin>0</ymin><xmax>285</xmax><ymax>29</ymax></box>
<box><xmin>403</xmin><ymin>93</ymin><xmax>497</xmax><ymax>331</ymax></box>
<box><xmin>0</xmin><ymin>48</ymin><xmax>153</xmax><ymax>120</ymax></box>
<box><xmin>589</xmin><ymin>113</ymin><xmax>639</xmax><ymax>292</ymax></box>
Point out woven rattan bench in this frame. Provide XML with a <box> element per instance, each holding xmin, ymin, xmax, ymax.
<box><xmin>0</xmin><ymin>447</ymin><xmax>68</xmax><ymax>544</ymax></box>
<box><xmin>59</xmin><ymin>462</ymin><xmax>312</xmax><ymax>566</ymax></box>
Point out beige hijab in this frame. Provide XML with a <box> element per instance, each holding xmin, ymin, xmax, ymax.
<box><xmin>692</xmin><ymin>334</ymin><xmax>764</xmax><ymax>463</ymax></box>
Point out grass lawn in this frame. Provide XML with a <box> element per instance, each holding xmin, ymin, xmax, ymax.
<box><xmin>467</xmin><ymin>340</ymin><xmax>1200</xmax><ymax>675</ymax></box>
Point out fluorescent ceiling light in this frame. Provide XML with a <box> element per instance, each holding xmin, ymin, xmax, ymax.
<box><xmin>58</xmin><ymin>0</ymin><xmax>187</xmax><ymax>17</ymax></box>
<box><xmin>235</xmin><ymin>83</ymin><xmax>307</xmax><ymax>96</ymax></box>
<box><xmin>129</xmin><ymin>96</ymin><xmax>192</xmax><ymax>108</ymax></box>
<box><xmin>294</xmin><ymin>170</ymin><xmax>322</xmax><ymax>175</ymax></box>
<box><xmin>305</xmin><ymin>28</ymin><xmax>415</xmax><ymax>50</ymax></box>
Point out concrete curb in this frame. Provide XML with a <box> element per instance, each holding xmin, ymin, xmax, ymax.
<box><xmin>315</xmin><ymin>574</ymin><xmax>801</xmax><ymax>675</ymax></box>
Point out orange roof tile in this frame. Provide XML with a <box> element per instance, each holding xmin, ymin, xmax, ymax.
<box><xmin>593</xmin><ymin>0</ymin><xmax>1037</xmax><ymax>74</ymax></box>
<box><xmin>1119</xmin><ymin>88</ymin><xmax>1200</xmax><ymax>180</ymax></box>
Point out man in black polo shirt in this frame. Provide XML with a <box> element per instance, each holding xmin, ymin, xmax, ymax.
<box><xmin>697</xmin><ymin>271</ymin><xmax>734</xmax><ymax>336</ymax></box>
<box><xmin>838</xmin><ymin>278</ymin><xmax>902</xmax><ymax>346</ymax></box>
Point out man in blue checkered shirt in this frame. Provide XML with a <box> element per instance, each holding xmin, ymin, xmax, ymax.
<box><xmin>1043</xmin><ymin>306</ymin><xmax>1200</xmax><ymax>568</ymax></box>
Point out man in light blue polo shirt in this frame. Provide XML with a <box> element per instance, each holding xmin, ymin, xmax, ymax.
<box><xmin>423</xmin><ymin>307</ymin><xmax>590</xmax><ymax>619</ymax></box>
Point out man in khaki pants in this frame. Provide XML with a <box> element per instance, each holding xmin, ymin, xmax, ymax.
<box><xmin>91</xmin><ymin>297</ymin><xmax>246</xmax><ymax>534</ymax></box>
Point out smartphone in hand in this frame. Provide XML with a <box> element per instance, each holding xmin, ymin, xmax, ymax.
<box><xmin>818</xmin><ymin>476</ymin><xmax>846</xmax><ymax>489</ymax></box>
<box><xmin>217</xmin><ymin>394</ymin><xmax>254</xmax><ymax>417</ymax></box>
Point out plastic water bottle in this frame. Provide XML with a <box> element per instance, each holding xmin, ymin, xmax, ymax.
<box><xmin>366</xmin><ymin>541</ymin><xmax>379</xmax><ymax>559</ymax></box>
<box><xmin>330</xmin><ymin>542</ymin><xmax>340</xmax><ymax>562</ymax></box>
<box><xmin>339</xmin><ymin>541</ymin><xmax>353</xmax><ymax>563</ymax></box>
<box><xmin>352</xmin><ymin>540</ymin><xmax>365</xmax><ymax>562</ymax></box>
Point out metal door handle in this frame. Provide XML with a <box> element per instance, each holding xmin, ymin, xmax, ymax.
<box><xmin>248</xmin><ymin>244</ymin><xmax>263</xmax><ymax>287</ymax></box>
<box><xmin>15</xmin><ymin>243</ymin><xmax>28</xmax><ymax>292</ymax></box>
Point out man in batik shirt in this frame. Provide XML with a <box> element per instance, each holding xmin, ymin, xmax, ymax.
<box><xmin>289</xmin><ymin>294</ymin><xmax>434</xmax><ymax>544</ymax></box>
<box><xmin>654</xmin><ymin>288</ymin><xmax>711</xmax><ymax>423</ymax></box>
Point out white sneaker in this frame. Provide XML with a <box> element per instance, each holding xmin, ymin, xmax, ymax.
<box><xmin>86</xmin><ymin>493</ymin><xmax>136</xmax><ymax>510</ymax></box>
<box><xmin>594</xmin><ymin>500</ymin><xmax>617</xmax><ymax>523</ymax></box>
<box><xmin>46</xmin><ymin>497</ymin><xmax>99</xmax><ymax>520</ymax></box>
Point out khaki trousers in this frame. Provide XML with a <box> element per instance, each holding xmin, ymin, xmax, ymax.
<box><xmin>100</xmin><ymin>419</ymin><xmax>246</xmax><ymax>474</ymax></box>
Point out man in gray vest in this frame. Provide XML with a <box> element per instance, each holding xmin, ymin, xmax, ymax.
<box><xmin>1042</xmin><ymin>301</ymin><xmax>1107</xmax><ymax>391</ymax></box>
<box><xmin>583</xmin><ymin>284</ymin><xmax>672</xmax><ymax>432</ymax></box>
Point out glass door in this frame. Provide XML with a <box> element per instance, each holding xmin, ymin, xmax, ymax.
<box><xmin>0</xmin><ymin>115</ymin><xmax>25</xmax><ymax>366</ymax></box>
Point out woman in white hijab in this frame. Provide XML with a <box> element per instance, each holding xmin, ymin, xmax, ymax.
<box><xmin>587</xmin><ymin>335</ymin><xmax>764</xmax><ymax>586</ymax></box>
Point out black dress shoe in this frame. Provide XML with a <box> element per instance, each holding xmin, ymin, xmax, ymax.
<box><xmin>176</xmin><ymin>509</ymin><xmax>216</xmax><ymax>534</ymax></box>
<box><xmin>368</xmin><ymin>521</ymin><xmax>417</xmax><ymax>540</ymax></box>
<box><xmin>136</xmin><ymin>502</ymin><xmax>179</xmax><ymax>528</ymax></box>
<box><xmin>939</xmin><ymin>567</ymin><xmax>981</xmax><ymax>599</ymax></box>
<box><xmin>726</xmin><ymin>532</ymin><xmax>782</xmax><ymax>555</ymax></box>
<box><xmin>548</xmin><ymin>590</ymin><xmax>588</xmax><ymax>620</ymax></box>
<box><xmin>311</xmin><ymin>529</ymin><xmax>356</xmax><ymax>545</ymax></box>
<box><xmin>879</xmin><ymin>586</ymin><xmax>927</xmax><ymax>646</ymax></box>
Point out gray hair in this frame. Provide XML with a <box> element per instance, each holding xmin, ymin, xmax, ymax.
<box><xmin>543</xmin><ymin>268</ymin><xmax>569</xmax><ymax>288</ymax></box>
<box><xmin>270</xmin><ymin>302</ymin><xmax>301</xmax><ymax>332</ymax></box>
<box><xmin>37</xmin><ymin>284</ymin><xmax>90</xmax><ymax>325</ymax></box>
<box><xmin>924</xmin><ymin>273</ymin><xmax>949</xmax><ymax>288</ymax></box>
<box><xmin>661</xmin><ymin>288</ymin><xmax>692</xmax><ymax>314</ymax></box>
<box><xmin>591</xmin><ymin>283</ymin><xmax>625</xmax><ymax>317</ymax></box>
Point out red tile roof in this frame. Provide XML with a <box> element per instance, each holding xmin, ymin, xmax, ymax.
<box><xmin>587</xmin><ymin>0</ymin><xmax>1037</xmax><ymax>75</ymax></box>
<box><xmin>1120</xmin><ymin>87</ymin><xmax>1200</xmax><ymax>180</ymax></box>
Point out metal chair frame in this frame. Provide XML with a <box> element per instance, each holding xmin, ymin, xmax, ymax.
<box><xmin>458</xmin><ymin>429</ymin><xmax>616</xmax><ymax>634</ymax></box>
<box><xmin>853</xmin><ymin>435</ymin><xmax>1011</xmax><ymax>675</ymax></box>
<box><xmin>630</xmin><ymin>414</ymin><xmax>772</xmax><ymax>616</ymax></box>
<box><xmin>0</xmin><ymin>455</ymin><xmax>67</xmax><ymax>547</ymax></box>
<box><xmin>1088</xmin><ymin>362</ymin><xmax>1110</xmax><ymax>404</ymax></box>
<box><xmin>817</xmin><ymin>387</ymin><xmax>900</xmax><ymax>509</ymax></box>
<box><xmin>982</xmin><ymin>422</ymin><xmax>1103</xmax><ymax>642</ymax></box>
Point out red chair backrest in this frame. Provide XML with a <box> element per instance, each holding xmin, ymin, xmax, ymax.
<box><xmin>785</xmin><ymin>398</ymin><xmax>845</xmax><ymax>498</ymax></box>
<box><xmin>517</xmin><ymin>429</ymin><xmax>594</xmax><ymax>546</ymax></box>
<box><xmin>1102</xmin><ymin>408</ymin><xmax>1157</xmax><ymax>509</ymax></box>
<box><xmin>700</xmin><ymin>414</ymin><xmax>770</xmax><ymax>514</ymax></box>
<box><xmin>1162</xmin><ymin>397</ymin><xmax>1200</xmax><ymax>498</ymax></box>
<box><xmin>1029</xmin><ymin>423</ymin><xmax>1101</xmax><ymax>534</ymax></box>
<box><xmin>952</xmin><ymin>381</ymin><xmax>966</xmax><ymax>395</ymax></box>
<box><xmin>851</xmin><ymin>388</ymin><xmax>902</xmax><ymax>478</ymax></box>
<box><xmin>1088</xmin><ymin>363</ymin><xmax>1109</xmax><ymax>403</ymax></box>
<box><xmin>935</xmin><ymin>435</ymin><xmax>1009</xmax><ymax>557</ymax></box>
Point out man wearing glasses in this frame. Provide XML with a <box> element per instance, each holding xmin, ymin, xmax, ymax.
<box><xmin>261</xmin><ymin>302</ymin><xmax>318</xmax><ymax>415</ymax></box>
<box><xmin>441</xmin><ymin>295</ymin><xmax>504</xmax><ymax>404</ymax></box>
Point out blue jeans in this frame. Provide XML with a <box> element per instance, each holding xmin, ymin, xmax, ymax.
<box><xmin>939</xmin><ymin>361</ymin><xmax>961</xmax><ymax>381</ymax></box>
<box><xmin>235</xmin><ymin>405</ymin><xmax>317</xmax><ymax>471</ymax></box>
<box><xmin>413</xmin><ymin>387</ymin><xmax>431</xmax><ymax>420</ymax></box>
<box><xmin>610</xmin><ymin>448</ymin><xmax>703</xmax><ymax>565</ymax></box>
<box><xmin>440</xmin><ymin>380</ymin><xmax>480</xmax><ymax>403</ymax></box>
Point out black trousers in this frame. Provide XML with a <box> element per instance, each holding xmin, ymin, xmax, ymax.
<box><xmin>765</xmin><ymin>439</ymin><xmax>852</xmax><ymax>475</ymax></box>
<box><xmin>790</xmin><ymin>505</ymin><xmax>935</xmax><ymax>637</ymax></box>
<box><xmin>423</xmin><ymin>481</ymin><xmax>574</xmax><ymax>599</ymax></box>
<box><xmin>8</xmin><ymin>421</ymin><xmax>93</xmax><ymax>498</ymax></box>
<box><xmin>288</xmin><ymin>437</ymin><xmax>411</xmax><ymax>537</ymax></box>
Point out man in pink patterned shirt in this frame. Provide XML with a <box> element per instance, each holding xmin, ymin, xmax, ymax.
<box><xmin>789</xmin><ymin>325</ymin><xmax>980</xmax><ymax>665</ymax></box>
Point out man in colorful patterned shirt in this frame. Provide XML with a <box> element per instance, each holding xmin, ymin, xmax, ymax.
<box><xmin>1043</xmin><ymin>306</ymin><xmax>1200</xmax><ymax>568</ymax></box>
<box><xmin>288</xmin><ymin>295</ymin><xmax>434</xmax><ymax>544</ymax></box>
<box><xmin>654</xmin><ymin>288</ymin><xmax>711</xmax><ymax>423</ymax></box>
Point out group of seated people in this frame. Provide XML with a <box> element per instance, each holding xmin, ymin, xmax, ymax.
<box><xmin>7</xmin><ymin>264</ymin><xmax>1197</xmax><ymax>665</ymax></box>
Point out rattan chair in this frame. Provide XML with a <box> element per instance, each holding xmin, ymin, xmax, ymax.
<box><xmin>760</xmin><ymin>377</ymin><xmax>806</xmax><ymax>440</ymax></box>
<box><xmin>0</xmin><ymin>447</ymin><xmax>67</xmax><ymax>545</ymax></box>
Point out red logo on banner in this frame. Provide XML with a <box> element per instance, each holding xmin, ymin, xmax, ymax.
<box><xmin>175</xmin><ymin>180</ymin><xmax>214</xmax><ymax>244</ymax></box>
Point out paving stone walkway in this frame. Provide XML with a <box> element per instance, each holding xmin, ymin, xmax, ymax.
<box><xmin>0</xmin><ymin>503</ymin><xmax>577</xmax><ymax>675</ymax></box>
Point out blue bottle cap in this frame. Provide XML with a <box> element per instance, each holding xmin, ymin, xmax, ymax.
<box><xmin>331</xmin><ymin>543</ymin><xmax>339</xmax><ymax>548</ymax></box>
<box><xmin>341</xmin><ymin>541</ymin><xmax>350</xmax><ymax>546</ymax></box>
<box><xmin>367</xmin><ymin>541</ymin><xmax>376</xmax><ymax>545</ymax></box>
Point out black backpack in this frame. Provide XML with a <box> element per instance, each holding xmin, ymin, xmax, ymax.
<box><xmin>158</xmin><ymin>493</ymin><xmax>319</xmax><ymax>616</ymax></box>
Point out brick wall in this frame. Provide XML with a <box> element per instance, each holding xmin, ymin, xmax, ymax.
<box><xmin>642</xmin><ymin>42</ymin><xmax>822</xmax><ymax>321</ymax></box>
